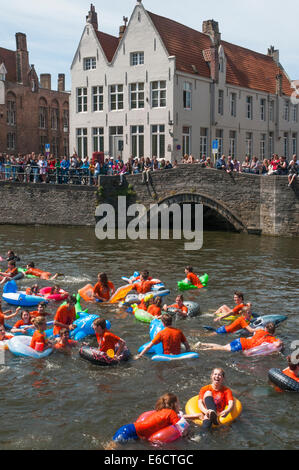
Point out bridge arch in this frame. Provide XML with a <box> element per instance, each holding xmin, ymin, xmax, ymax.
<box><xmin>152</xmin><ymin>192</ymin><xmax>248</xmax><ymax>233</ymax></box>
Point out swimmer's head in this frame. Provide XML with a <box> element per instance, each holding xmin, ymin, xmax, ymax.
<box><xmin>32</xmin><ymin>316</ymin><xmax>46</xmax><ymax>329</ymax></box>
<box><xmin>161</xmin><ymin>313</ymin><xmax>172</xmax><ymax>327</ymax></box>
<box><xmin>67</xmin><ymin>295</ymin><xmax>76</xmax><ymax>305</ymax></box>
<box><xmin>265</xmin><ymin>322</ymin><xmax>276</xmax><ymax>335</ymax></box>
<box><xmin>93</xmin><ymin>318</ymin><xmax>107</xmax><ymax>332</ymax></box>
<box><xmin>155</xmin><ymin>393</ymin><xmax>179</xmax><ymax>413</ymax></box>
<box><xmin>234</xmin><ymin>291</ymin><xmax>244</xmax><ymax>302</ymax></box>
<box><xmin>27</xmin><ymin>262</ymin><xmax>35</xmax><ymax>268</ymax></box>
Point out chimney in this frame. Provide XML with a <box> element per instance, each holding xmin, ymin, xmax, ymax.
<box><xmin>15</xmin><ymin>32</ymin><xmax>30</xmax><ymax>85</ymax></box>
<box><xmin>119</xmin><ymin>16</ymin><xmax>128</xmax><ymax>40</ymax></box>
<box><xmin>202</xmin><ymin>20</ymin><xmax>221</xmax><ymax>47</ymax></box>
<box><xmin>202</xmin><ymin>20</ymin><xmax>221</xmax><ymax>82</ymax></box>
<box><xmin>40</xmin><ymin>73</ymin><xmax>51</xmax><ymax>90</ymax></box>
<box><xmin>268</xmin><ymin>46</ymin><xmax>279</xmax><ymax>64</ymax></box>
<box><xmin>58</xmin><ymin>73</ymin><xmax>65</xmax><ymax>92</ymax></box>
<box><xmin>86</xmin><ymin>4</ymin><xmax>98</xmax><ymax>31</ymax></box>
<box><xmin>276</xmin><ymin>73</ymin><xmax>283</xmax><ymax>96</ymax></box>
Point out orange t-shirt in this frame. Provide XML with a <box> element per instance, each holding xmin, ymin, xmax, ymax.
<box><xmin>240</xmin><ymin>329</ymin><xmax>278</xmax><ymax>351</ymax></box>
<box><xmin>93</xmin><ymin>281</ymin><xmax>115</xmax><ymax>301</ymax></box>
<box><xmin>30</xmin><ymin>310</ymin><xmax>50</xmax><ymax>318</ymax></box>
<box><xmin>25</xmin><ymin>268</ymin><xmax>52</xmax><ymax>280</ymax></box>
<box><xmin>54</xmin><ymin>339</ymin><xmax>78</xmax><ymax>350</ymax></box>
<box><xmin>13</xmin><ymin>319</ymin><xmax>33</xmax><ymax>328</ymax></box>
<box><xmin>53</xmin><ymin>305</ymin><xmax>76</xmax><ymax>336</ymax></box>
<box><xmin>133</xmin><ymin>280</ymin><xmax>155</xmax><ymax>294</ymax></box>
<box><xmin>147</xmin><ymin>305</ymin><xmax>162</xmax><ymax>317</ymax></box>
<box><xmin>232</xmin><ymin>304</ymin><xmax>246</xmax><ymax>315</ymax></box>
<box><xmin>0</xmin><ymin>312</ymin><xmax>5</xmax><ymax>326</ymax></box>
<box><xmin>283</xmin><ymin>368</ymin><xmax>299</xmax><ymax>383</ymax></box>
<box><xmin>225</xmin><ymin>316</ymin><xmax>250</xmax><ymax>334</ymax></box>
<box><xmin>1</xmin><ymin>334</ymin><xmax>13</xmax><ymax>341</ymax></box>
<box><xmin>168</xmin><ymin>303</ymin><xmax>188</xmax><ymax>315</ymax></box>
<box><xmin>96</xmin><ymin>330</ymin><xmax>120</xmax><ymax>353</ymax></box>
<box><xmin>4</xmin><ymin>267</ymin><xmax>18</xmax><ymax>278</ymax></box>
<box><xmin>134</xmin><ymin>409</ymin><xmax>179</xmax><ymax>440</ymax></box>
<box><xmin>198</xmin><ymin>385</ymin><xmax>233</xmax><ymax>413</ymax></box>
<box><xmin>187</xmin><ymin>272</ymin><xmax>203</xmax><ymax>288</ymax></box>
<box><xmin>151</xmin><ymin>327</ymin><xmax>186</xmax><ymax>355</ymax></box>
<box><xmin>30</xmin><ymin>331</ymin><xmax>47</xmax><ymax>350</ymax></box>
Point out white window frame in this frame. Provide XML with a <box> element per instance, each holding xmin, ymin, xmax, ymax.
<box><xmin>76</xmin><ymin>128</ymin><xmax>88</xmax><ymax>158</ymax></box>
<box><xmin>92</xmin><ymin>86</ymin><xmax>104</xmax><ymax>112</ymax></box>
<box><xmin>7</xmin><ymin>100</ymin><xmax>16</xmax><ymax>126</ymax></box>
<box><xmin>76</xmin><ymin>87</ymin><xmax>87</xmax><ymax>113</ymax></box>
<box><xmin>269</xmin><ymin>132</ymin><xmax>274</xmax><ymax>157</ymax></box>
<box><xmin>269</xmin><ymin>100</ymin><xmax>275</xmax><ymax>122</ymax></box>
<box><xmin>245</xmin><ymin>132</ymin><xmax>253</xmax><ymax>157</ymax></box>
<box><xmin>229</xmin><ymin>130</ymin><xmax>237</xmax><ymax>158</ymax></box>
<box><xmin>183</xmin><ymin>82</ymin><xmax>192</xmax><ymax>110</ymax></box>
<box><xmin>218</xmin><ymin>90</ymin><xmax>224</xmax><ymax>115</ymax></box>
<box><xmin>260</xmin><ymin>134</ymin><xmax>266</xmax><ymax>160</ymax></box>
<box><xmin>182</xmin><ymin>126</ymin><xmax>191</xmax><ymax>156</ymax></box>
<box><xmin>130</xmin><ymin>52</ymin><xmax>144</xmax><ymax>66</ymax></box>
<box><xmin>260</xmin><ymin>99</ymin><xmax>266</xmax><ymax>121</ymax></box>
<box><xmin>230</xmin><ymin>93</ymin><xmax>237</xmax><ymax>117</ymax></box>
<box><xmin>199</xmin><ymin>128</ymin><xmax>208</xmax><ymax>158</ymax></box>
<box><xmin>129</xmin><ymin>82</ymin><xmax>144</xmax><ymax>110</ymax></box>
<box><xmin>292</xmin><ymin>104</ymin><xmax>298</xmax><ymax>122</ymax></box>
<box><xmin>109</xmin><ymin>84</ymin><xmax>124</xmax><ymax>111</ymax></box>
<box><xmin>246</xmin><ymin>96</ymin><xmax>253</xmax><ymax>119</ymax></box>
<box><xmin>151</xmin><ymin>81</ymin><xmax>166</xmax><ymax>108</ymax></box>
<box><xmin>283</xmin><ymin>132</ymin><xmax>289</xmax><ymax>157</ymax></box>
<box><xmin>92</xmin><ymin>127</ymin><xmax>104</xmax><ymax>152</ymax></box>
<box><xmin>83</xmin><ymin>57</ymin><xmax>96</xmax><ymax>70</ymax></box>
<box><xmin>292</xmin><ymin>133</ymin><xmax>297</xmax><ymax>155</ymax></box>
<box><xmin>216</xmin><ymin>129</ymin><xmax>223</xmax><ymax>156</ymax></box>
<box><xmin>151</xmin><ymin>124</ymin><xmax>165</xmax><ymax>158</ymax></box>
<box><xmin>284</xmin><ymin>100</ymin><xmax>290</xmax><ymax>121</ymax></box>
<box><xmin>131</xmin><ymin>125</ymin><xmax>144</xmax><ymax>158</ymax></box>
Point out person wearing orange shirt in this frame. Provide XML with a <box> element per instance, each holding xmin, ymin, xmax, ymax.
<box><xmin>93</xmin><ymin>272</ymin><xmax>115</xmax><ymax>302</ymax></box>
<box><xmin>30</xmin><ymin>316</ymin><xmax>53</xmax><ymax>352</ymax></box>
<box><xmin>53</xmin><ymin>328</ymin><xmax>78</xmax><ymax>351</ymax></box>
<box><xmin>135</xmin><ymin>314</ymin><xmax>191</xmax><ymax>359</ymax></box>
<box><xmin>185</xmin><ymin>368</ymin><xmax>234</xmax><ymax>430</ymax></box>
<box><xmin>198</xmin><ymin>322</ymin><xmax>282</xmax><ymax>353</ymax></box>
<box><xmin>11</xmin><ymin>310</ymin><xmax>33</xmax><ymax>333</ymax></box>
<box><xmin>214</xmin><ymin>291</ymin><xmax>248</xmax><ymax>323</ymax></box>
<box><xmin>0</xmin><ymin>261</ymin><xmax>19</xmax><ymax>284</ymax></box>
<box><xmin>147</xmin><ymin>297</ymin><xmax>162</xmax><ymax>318</ymax></box>
<box><xmin>112</xmin><ymin>393</ymin><xmax>181</xmax><ymax>443</ymax></box>
<box><xmin>92</xmin><ymin>318</ymin><xmax>127</xmax><ymax>360</ymax></box>
<box><xmin>0</xmin><ymin>300</ymin><xmax>21</xmax><ymax>326</ymax></box>
<box><xmin>30</xmin><ymin>302</ymin><xmax>51</xmax><ymax>319</ymax></box>
<box><xmin>163</xmin><ymin>295</ymin><xmax>188</xmax><ymax>318</ymax></box>
<box><xmin>132</xmin><ymin>271</ymin><xmax>156</xmax><ymax>295</ymax></box>
<box><xmin>53</xmin><ymin>296</ymin><xmax>76</xmax><ymax>336</ymax></box>
<box><xmin>24</xmin><ymin>262</ymin><xmax>58</xmax><ymax>280</ymax></box>
<box><xmin>209</xmin><ymin>305</ymin><xmax>254</xmax><ymax>336</ymax></box>
<box><xmin>282</xmin><ymin>356</ymin><xmax>299</xmax><ymax>383</ymax></box>
<box><xmin>184</xmin><ymin>266</ymin><xmax>203</xmax><ymax>288</ymax></box>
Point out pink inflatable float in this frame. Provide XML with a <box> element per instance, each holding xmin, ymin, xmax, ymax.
<box><xmin>39</xmin><ymin>287</ymin><xmax>69</xmax><ymax>302</ymax></box>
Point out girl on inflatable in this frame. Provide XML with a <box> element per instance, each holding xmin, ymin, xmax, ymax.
<box><xmin>185</xmin><ymin>368</ymin><xmax>234</xmax><ymax>430</ymax></box>
<box><xmin>112</xmin><ymin>393</ymin><xmax>186</xmax><ymax>444</ymax></box>
<box><xmin>93</xmin><ymin>273</ymin><xmax>115</xmax><ymax>302</ymax></box>
<box><xmin>11</xmin><ymin>310</ymin><xmax>33</xmax><ymax>333</ymax></box>
<box><xmin>30</xmin><ymin>316</ymin><xmax>54</xmax><ymax>352</ymax></box>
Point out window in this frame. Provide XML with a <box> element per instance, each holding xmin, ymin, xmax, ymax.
<box><xmin>269</xmin><ymin>132</ymin><xmax>274</xmax><ymax>157</ymax></box>
<box><xmin>229</xmin><ymin>130</ymin><xmax>236</xmax><ymax>158</ymax></box>
<box><xmin>76</xmin><ymin>128</ymin><xmax>88</xmax><ymax>158</ymax></box>
<box><xmin>183</xmin><ymin>82</ymin><xmax>192</xmax><ymax>110</ymax></box>
<box><xmin>260</xmin><ymin>99</ymin><xmax>266</xmax><ymax>121</ymax></box>
<box><xmin>83</xmin><ymin>57</ymin><xmax>96</xmax><ymax>70</ymax></box>
<box><xmin>76</xmin><ymin>88</ymin><xmax>87</xmax><ymax>113</ymax></box>
<box><xmin>7</xmin><ymin>132</ymin><xmax>16</xmax><ymax>150</ymax></box>
<box><xmin>283</xmin><ymin>132</ymin><xmax>289</xmax><ymax>157</ymax></box>
<box><xmin>92</xmin><ymin>86</ymin><xmax>104</xmax><ymax>112</ymax></box>
<box><xmin>269</xmin><ymin>100</ymin><xmax>275</xmax><ymax>122</ymax></box>
<box><xmin>52</xmin><ymin>137</ymin><xmax>59</xmax><ymax>157</ymax></box>
<box><xmin>246</xmin><ymin>96</ymin><xmax>253</xmax><ymax>119</ymax></box>
<box><xmin>219</xmin><ymin>57</ymin><xmax>224</xmax><ymax>73</ymax></box>
<box><xmin>51</xmin><ymin>108</ymin><xmax>59</xmax><ymax>130</ymax></box>
<box><xmin>284</xmin><ymin>100</ymin><xmax>289</xmax><ymax>121</ymax></box>
<box><xmin>93</xmin><ymin>127</ymin><xmax>104</xmax><ymax>152</ymax></box>
<box><xmin>129</xmin><ymin>83</ymin><xmax>144</xmax><ymax>109</ymax></box>
<box><xmin>39</xmin><ymin>106</ymin><xmax>47</xmax><ymax>129</ymax></box>
<box><xmin>63</xmin><ymin>109</ymin><xmax>69</xmax><ymax>132</ymax></box>
<box><xmin>218</xmin><ymin>90</ymin><xmax>224</xmax><ymax>115</ymax></box>
<box><xmin>200</xmin><ymin>128</ymin><xmax>208</xmax><ymax>158</ymax></box>
<box><xmin>151</xmin><ymin>125</ymin><xmax>165</xmax><ymax>158</ymax></box>
<box><xmin>230</xmin><ymin>93</ymin><xmax>237</xmax><ymax>117</ymax></box>
<box><xmin>216</xmin><ymin>129</ymin><xmax>223</xmax><ymax>156</ymax></box>
<box><xmin>7</xmin><ymin>100</ymin><xmax>16</xmax><ymax>126</ymax></box>
<box><xmin>245</xmin><ymin>132</ymin><xmax>253</xmax><ymax>157</ymax></box>
<box><xmin>40</xmin><ymin>135</ymin><xmax>47</xmax><ymax>155</ymax></box>
<box><xmin>260</xmin><ymin>134</ymin><xmax>266</xmax><ymax>160</ymax></box>
<box><xmin>292</xmin><ymin>133</ymin><xmax>297</xmax><ymax>155</ymax></box>
<box><xmin>130</xmin><ymin>52</ymin><xmax>144</xmax><ymax>66</ymax></box>
<box><xmin>182</xmin><ymin>126</ymin><xmax>191</xmax><ymax>156</ymax></box>
<box><xmin>110</xmin><ymin>84</ymin><xmax>124</xmax><ymax>111</ymax></box>
<box><xmin>131</xmin><ymin>125</ymin><xmax>144</xmax><ymax>157</ymax></box>
<box><xmin>292</xmin><ymin>104</ymin><xmax>298</xmax><ymax>122</ymax></box>
<box><xmin>151</xmin><ymin>81</ymin><xmax>166</xmax><ymax>108</ymax></box>
<box><xmin>63</xmin><ymin>137</ymin><xmax>69</xmax><ymax>157</ymax></box>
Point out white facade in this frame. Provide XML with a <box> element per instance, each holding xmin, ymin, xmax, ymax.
<box><xmin>70</xmin><ymin>3</ymin><xmax>299</xmax><ymax>162</ymax></box>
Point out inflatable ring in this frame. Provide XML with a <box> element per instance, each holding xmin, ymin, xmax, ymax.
<box><xmin>185</xmin><ymin>396</ymin><xmax>242</xmax><ymax>427</ymax></box>
<box><xmin>268</xmin><ymin>368</ymin><xmax>299</xmax><ymax>392</ymax></box>
<box><xmin>167</xmin><ymin>301</ymin><xmax>200</xmax><ymax>318</ymax></box>
<box><xmin>216</xmin><ymin>312</ymin><xmax>238</xmax><ymax>322</ymax></box>
<box><xmin>79</xmin><ymin>345</ymin><xmax>130</xmax><ymax>366</ymax></box>
<box><xmin>243</xmin><ymin>341</ymin><xmax>282</xmax><ymax>357</ymax></box>
<box><xmin>39</xmin><ymin>287</ymin><xmax>69</xmax><ymax>302</ymax></box>
<box><xmin>7</xmin><ymin>335</ymin><xmax>53</xmax><ymax>358</ymax></box>
<box><xmin>177</xmin><ymin>274</ymin><xmax>209</xmax><ymax>292</ymax></box>
<box><xmin>134</xmin><ymin>308</ymin><xmax>155</xmax><ymax>324</ymax></box>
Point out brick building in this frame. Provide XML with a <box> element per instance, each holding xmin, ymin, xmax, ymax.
<box><xmin>0</xmin><ymin>33</ymin><xmax>70</xmax><ymax>156</ymax></box>
<box><xmin>70</xmin><ymin>1</ymin><xmax>298</xmax><ymax>162</ymax></box>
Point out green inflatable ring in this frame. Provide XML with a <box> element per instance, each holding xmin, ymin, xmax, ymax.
<box><xmin>178</xmin><ymin>273</ymin><xmax>209</xmax><ymax>291</ymax></box>
<box><xmin>18</xmin><ymin>268</ymin><xmax>37</xmax><ymax>279</ymax></box>
<box><xmin>134</xmin><ymin>308</ymin><xmax>154</xmax><ymax>324</ymax></box>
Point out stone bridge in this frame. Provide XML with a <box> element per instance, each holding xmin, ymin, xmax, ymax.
<box><xmin>98</xmin><ymin>165</ymin><xmax>299</xmax><ymax>237</ymax></box>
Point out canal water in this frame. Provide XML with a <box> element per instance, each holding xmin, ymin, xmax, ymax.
<box><xmin>0</xmin><ymin>225</ymin><xmax>298</xmax><ymax>450</ymax></box>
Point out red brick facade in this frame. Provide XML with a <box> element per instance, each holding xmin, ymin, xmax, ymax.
<box><xmin>0</xmin><ymin>33</ymin><xmax>70</xmax><ymax>156</ymax></box>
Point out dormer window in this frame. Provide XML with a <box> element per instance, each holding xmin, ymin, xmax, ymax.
<box><xmin>130</xmin><ymin>52</ymin><xmax>144</xmax><ymax>66</ymax></box>
<box><xmin>83</xmin><ymin>57</ymin><xmax>96</xmax><ymax>70</ymax></box>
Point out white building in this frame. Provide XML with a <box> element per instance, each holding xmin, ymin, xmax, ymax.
<box><xmin>70</xmin><ymin>1</ymin><xmax>299</xmax><ymax>162</ymax></box>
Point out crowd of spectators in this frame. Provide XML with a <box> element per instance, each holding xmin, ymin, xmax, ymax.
<box><xmin>0</xmin><ymin>152</ymin><xmax>297</xmax><ymax>186</ymax></box>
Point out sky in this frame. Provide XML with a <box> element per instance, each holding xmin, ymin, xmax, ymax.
<box><xmin>1</xmin><ymin>0</ymin><xmax>299</xmax><ymax>91</ymax></box>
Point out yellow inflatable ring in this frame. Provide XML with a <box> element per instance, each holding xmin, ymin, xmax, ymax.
<box><xmin>185</xmin><ymin>396</ymin><xmax>242</xmax><ymax>427</ymax></box>
<box><xmin>216</xmin><ymin>312</ymin><xmax>238</xmax><ymax>323</ymax></box>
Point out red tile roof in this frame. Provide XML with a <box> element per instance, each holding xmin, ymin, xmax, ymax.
<box><xmin>95</xmin><ymin>31</ymin><xmax>119</xmax><ymax>63</ymax></box>
<box><xmin>0</xmin><ymin>47</ymin><xmax>16</xmax><ymax>82</ymax></box>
